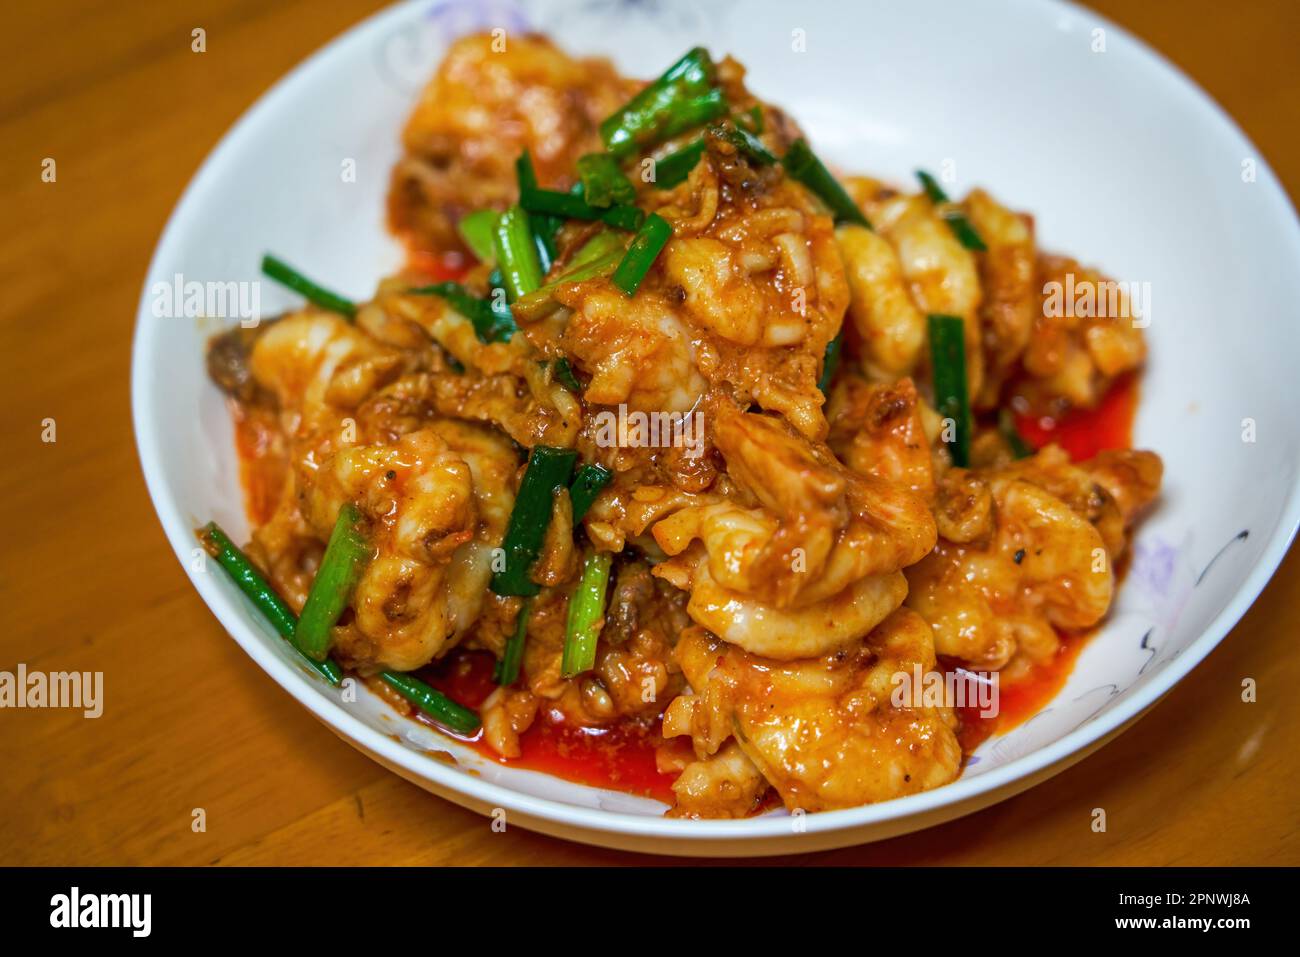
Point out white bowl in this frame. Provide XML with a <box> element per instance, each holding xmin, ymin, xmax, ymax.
<box><xmin>132</xmin><ymin>0</ymin><xmax>1300</xmax><ymax>856</ymax></box>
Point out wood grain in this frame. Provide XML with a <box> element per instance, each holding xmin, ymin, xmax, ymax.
<box><xmin>2</xmin><ymin>0</ymin><xmax>1297</xmax><ymax>866</ymax></box>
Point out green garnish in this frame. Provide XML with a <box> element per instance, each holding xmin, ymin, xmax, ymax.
<box><xmin>295</xmin><ymin>503</ymin><xmax>371</xmax><ymax>662</ymax></box>
<box><xmin>569</xmin><ymin>464</ymin><xmax>613</xmax><ymax>522</ymax></box>
<box><xmin>200</xmin><ymin>522</ymin><xmax>342</xmax><ymax>685</ymax></box>
<box><xmin>379</xmin><ymin>672</ymin><xmax>480</xmax><ymax>735</ymax></box>
<box><xmin>560</xmin><ymin>550</ymin><xmax>614</xmax><ymax>678</ymax></box>
<box><xmin>600</xmin><ymin>47</ymin><xmax>719</xmax><ymax>158</ymax></box>
<box><xmin>916</xmin><ymin>170</ymin><xmax>987</xmax><ymax>252</ymax></box>
<box><xmin>553</xmin><ymin>356</ymin><xmax>584</xmax><ymax>393</ymax></box>
<box><xmin>999</xmin><ymin>409</ymin><xmax>1035</xmax><ymax>459</ymax></box>
<box><xmin>492</xmin><ymin>204</ymin><xmax>545</xmax><ymax>301</ymax></box>
<box><xmin>928</xmin><ymin>314</ymin><xmax>972</xmax><ymax>467</ymax></box>
<box><xmin>261</xmin><ymin>254</ymin><xmax>356</xmax><ymax>318</ymax></box>
<box><xmin>457</xmin><ymin>210</ymin><xmax>500</xmax><ymax>264</ymax></box>
<box><xmin>577</xmin><ymin>152</ymin><xmax>637</xmax><ymax>208</ymax></box>
<box><xmin>782</xmin><ymin>140</ymin><xmax>872</xmax><ymax>229</ymax></box>
<box><xmin>491</xmin><ymin>445</ymin><xmax>580</xmax><ymax>597</ymax></box>
<box><xmin>818</xmin><ymin>331</ymin><xmax>843</xmax><ymax>395</ymax></box>
<box><xmin>409</xmin><ymin>281</ymin><xmax>518</xmax><ymax>343</ymax></box>
<box><xmin>652</xmin><ymin>139</ymin><xmax>706</xmax><ymax>189</ymax></box>
<box><xmin>611</xmin><ymin>213</ymin><xmax>673</xmax><ymax>296</ymax></box>
<box><xmin>494</xmin><ymin>598</ymin><xmax>532</xmax><ymax>686</ymax></box>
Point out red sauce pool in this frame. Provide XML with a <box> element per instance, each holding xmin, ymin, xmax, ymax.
<box><xmin>417</xmin><ymin>651</ymin><xmax>678</xmax><ymax>804</ymax></box>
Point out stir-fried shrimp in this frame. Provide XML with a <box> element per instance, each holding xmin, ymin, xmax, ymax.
<box><xmin>205</xmin><ymin>35</ymin><xmax>1163</xmax><ymax>819</ymax></box>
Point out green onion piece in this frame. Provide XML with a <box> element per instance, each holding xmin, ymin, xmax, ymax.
<box><xmin>494</xmin><ymin>598</ymin><xmax>531</xmax><ymax>686</ymax></box>
<box><xmin>199</xmin><ymin>522</ymin><xmax>342</xmax><ymax>685</ymax></box>
<box><xmin>713</xmin><ymin>121</ymin><xmax>777</xmax><ymax>166</ymax></box>
<box><xmin>261</xmin><ymin>254</ymin><xmax>356</xmax><ymax>318</ymax></box>
<box><xmin>600</xmin><ymin>47</ymin><xmax>717</xmax><ymax>158</ymax></box>
<box><xmin>818</xmin><ymin>331</ymin><xmax>843</xmax><ymax>394</ymax></box>
<box><xmin>652</xmin><ymin>139</ymin><xmax>706</xmax><ymax>189</ymax></box>
<box><xmin>379</xmin><ymin>671</ymin><xmax>480</xmax><ymax>735</ymax></box>
<box><xmin>916</xmin><ymin>170</ymin><xmax>987</xmax><ymax>252</ymax></box>
<box><xmin>491</xmin><ymin>445</ymin><xmax>580</xmax><ymax>597</ymax></box>
<box><xmin>611</xmin><ymin>213</ymin><xmax>672</xmax><ymax>296</ymax></box>
<box><xmin>560</xmin><ymin>550</ymin><xmax>614</xmax><ymax>678</ymax></box>
<box><xmin>408</xmin><ymin>281</ymin><xmax>518</xmax><ymax>343</ymax></box>
<box><xmin>514</xmin><ymin>152</ymin><xmax>561</xmax><ymax>271</ymax></box>
<box><xmin>569</xmin><ymin>464</ymin><xmax>613</xmax><ymax>522</ymax></box>
<box><xmin>577</xmin><ymin>153</ymin><xmax>637</xmax><ymax>208</ymax></box>
<box><xmin>492</xmin><ymin>205</ymin><xmax>544</xmax><ymax>301</ymax></box>
<box><xmin>655</xmin><ymin>87</ymin><xmax>728</xmax><ymax>142</ymax></box>
<box><xmin>553</xmin><ymin>356</ymin><xmax>583</xmax><ymax>393</ymax></box>
<box><xmin>999</xmin><ymin>409</ymin><xmax>1035</xmax><ymax>459</ymax></box>
<box><xmin>457</xmin><ymin>210</ymin><xmax>500</xmax><ymax>264</ymax></box>
<box><xmin>509</xmin><ymin>244</ymin><xmax>627</xmax><ymax>323</ymax></box>
<box><xmin>519</xmin><ymin>185</ymin><xmax>644</xmax><ymax>231</ymax></box>
<box><xmin>782</xmin><ymin>140</ymin><xmax>872</xmax><ymax>229</ymax></box>
<box><xmin>294</xmin><ymin>503</ymin><xmax>371</xmax><ymax>662</ymax></box>
<box><xmin>928</xmin><ymin>314</ymin><xmax>972</xmax><ymax>467</ymax></box>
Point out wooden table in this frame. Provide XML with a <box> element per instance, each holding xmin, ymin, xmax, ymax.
<box><xmin>2</xmin><ymin>0</ymin><xmax>1297</xmax><ymax>866</ymax></box>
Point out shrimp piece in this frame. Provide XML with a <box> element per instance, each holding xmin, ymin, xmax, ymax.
<box><xmin>874</xmin><ymin>193</ymin><xmax>984</xmax><ymax>398</ymax></box>
<box><xmin>826</xmin><ymin>376</ymin><xmax>937</xmax><ymax>500</ymax></box>
<box><xmin>963</xmin><ymin>188</ymin><xmax>1036</xmax><ymax>408</ymax></box>
<box><xmin>480</xmin><ymin>687</ymin><xmax>539</xmax><ymax>759</ymax></box>
<box><xmin>667</xmin><ymin>741</ymin><xmax>769</xmax><ymax>819</ymax></box>
<box><xmin>835</xmin><ymin>224</ymin><xmax>926</xmax><ymax>379</ymax></box>
<box><xmin>651</xmin><ymin>399</ymin><xmax>935</xmax><ymax>614</ymax></box>
<box><xmin>555</xmin><ymin>279</ymin><xmax>708</xmax><ymax>414</ymax></box>
<box><xmin>668</xmin><ymin>610</ymin><xmax>961</xmax><ymax>812</ymax></box>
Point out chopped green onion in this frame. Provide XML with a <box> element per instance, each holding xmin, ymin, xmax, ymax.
<box><xmin>492</xmin><ymin>205</ymin><xmax>544</xmax><ymax>301</ymax></box>
<box><xmin>652</xmin><ymin>139</ymin><xmax>706</xmax><ymax>189</ymax></box>
<box><xmin>577</xmin><ymin>153</ymin><xmax>637</xmax><ymax>208</ymax></box>
<box><xmin>782</xmin><ymin>140</ymin><xmax>872</xmax><ymax>229</ymax></box>
<box><xmin>916</xmin><ymin>170</ymin><xmax>987</xmax><ymax>252</ymax></box>
<box><xmin>514</xmin><ymin>153</ymin><xmax>562</xmax><ymax>271</ymax></box>
<box><xmin>494</xmin><ymin>598</ymin><xmax>532</xmax><ymax>685</ymax></box>
<box><xmin>491</xmin><ymin>445</ymin><xmax>580</xmax><ymax>597</ymax></box>
<box><xmin>818</xmin><ymin>331</ymin><xmax>843</xmax><ymax>394</ymax></box>
<box><xmin>261</xmin><ymin>254</ymin><xmax>356</xmax><ymax>318</ymax></box>
<box><xmin>519</xmin><ymin>185</ymin><xmax>644</xmax><ymax>230</ymax></box>
<box><xmin>408</xmin><ymin>281</ymin><xmax>518</xmax><ymax>344</ymax></box>
<box><xmin>379</xmin><ymin>671</ymin><xmax>480</xmax><ymax>735</ymax></box>
<box><xmin>600</xmin><ymin>47</ymin><xmax>718</xmax><ymax>158</ymax></box>
<box><xmin>553</xmin><ymin>356</ymin><xmax>583</xmax><ymax>393</ymax></box>
<box><xmin>999</xmin><ymin>409</ymin><xmax>1035</xmax><ymax>459</ymax></box>
<box><xmin>199</xmin><ymin>522</ymin><xmax>342</xmax><ymax>685</ymax></box>
<box><xmin>457</xmin><ymin>210</ymin><xmax>500</xmax><ymax>264</ymax></box>
<box><xmin>611</xmin><ymin>213</ymin><xmax>672</xmax><ymax>296</ymax></box>
<box><xmin>295</xmin><ymin>503</ymin><xmax>371</xmax><ymax>662</ymax></box>
<box><xmin>510</xmin><ymin>240</ymin><xmax>627</xmax><ymax>323</ymax></box>
<box><xmin>560</xmin><ymin>550</ymin><xmax>613</xmax><ymax>678</ymax></box>
<box><xmin>735</xmin><ymin>105</ymin><xmax>764</xmax><ymax>135</ymax></box>
<box><xmin>928</xmin><ymin>314</ymin><xmax>972</xmax><ymax>467</ymax></box>
<box><xmin>569</xmin><ymin>464</ymin><xmax>613</xmax><ymax>522</ymax></box>
<box><xmin>655</xmin><ymin>87</ymin><xmax>728</xmax><ymax>142</ymax></box>
<box><xmin>713</xmin><ymin>121</ymin><xmax>777</xmax><ymax>166</ymax></box>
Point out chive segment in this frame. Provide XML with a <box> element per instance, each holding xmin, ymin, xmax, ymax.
<box><xmin>782</xmin><ymin>140</ymin><xmax>872</xmax><ymax>229</ymax></box>
<box><xmin>379</xmin><ymin>671</ymin><xmax>481</xmax><ymax>735</ymax></box>
<box><xmin>600</xmin><ymin>47</ymin><xmax>718</xmax><ymax>158</ymax></box>
<box><xmin>518</xmin><ymin>185</ymin><xmax>644</xmax><ymax>230</ymax></box>
<box><xmin>713</xmin><ymin>122</ymin><xmax>777</xmax><ymax>166</ymax></box>
<box><xmin>492</xmin><ymin>205</ymin><xmax>544</xmax><ymax>301</ymax></box>
<box><xmin>560</xmin><ymin>550</ymin><xmax>614</xmax><ymax>678</ymax></box>
<box><xmin>818</xmin><ymin>331</ymin><xmax>843</xmax><ymax>395</ymax></box>
<box><xmin>928</xmin><ymin>314</ymin><xmax>972</xmax><ymax>467</ymax></box>
<box><xmin>457</xmin><ymin>210</ymin><xmax>500</xmax><ymax>264</ymax></box>
<box><xmin>577</xmin><ymin>153</ymin><xmax>637</xmax><ymax>208</ymax></box>
<box><xmin>295</xmin><ymin>503</ymin><xmax>371</xmax><ymax>662</ymax></box>
<box><xmin>409</xmin><ymin>281</ymin><xmax>518</xmax><ymax>343</ymax></box>
<box><xmin>261</xmin><ymin>254</ymin><xmax>356</xmax><ymax>318</ymax></box>
<box><xmin>916</xmin><ymin>170</ymin><xmax>987</xmax><ymax>252</ymax></box>
<box><xmin>652</xmin><ymin>139</ymin><xmax>706</xmax><ymax>189</ymax></box>
<box><xmin>494</xmin><ymin>598</ymin><xmax>531</xmax><ymax>686</ymax></box>
<box><xmin>199</xmin><ymin>522</ymin><xmax>342</xmax><ymax>685</ymax></box>
<box><xmin>509</xmin><ymin>237</ymin><xmax>627</xmax><ymax>323</ymax></box>
<box><xmin>491</xmin><ymin>445</ymin><xmax>580</xmax><ymax>597</ymax></box>
<box><xmin>611</xmin><ymin>213</ymin><xmax>672</xmax><ymax>296</ymax></box>
<box><xmin>553</xmin><ymin>356</ymin><xmax>583</xmax><ymax>393</ymax></box>
<box><xmin>568</xmin><ymin>464</ymin><xmax>613</xmax><ymax>522</ymax></box>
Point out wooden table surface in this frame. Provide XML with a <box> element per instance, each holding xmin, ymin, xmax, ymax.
<box><xmin>2</xmin><ymin>0</ymin><xmax>1298</xmax><ymax>866</ymax></box>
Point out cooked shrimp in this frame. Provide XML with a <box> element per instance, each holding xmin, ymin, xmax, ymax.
<box><xmin>668</xmin><ymin>611</ymin><xmax>962</xmax><ymax>812</ymax></box>
<box><xmin>836</xmin><ymin>223</ymin><xmax>927</xmax><ymax>379</ymax></box>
